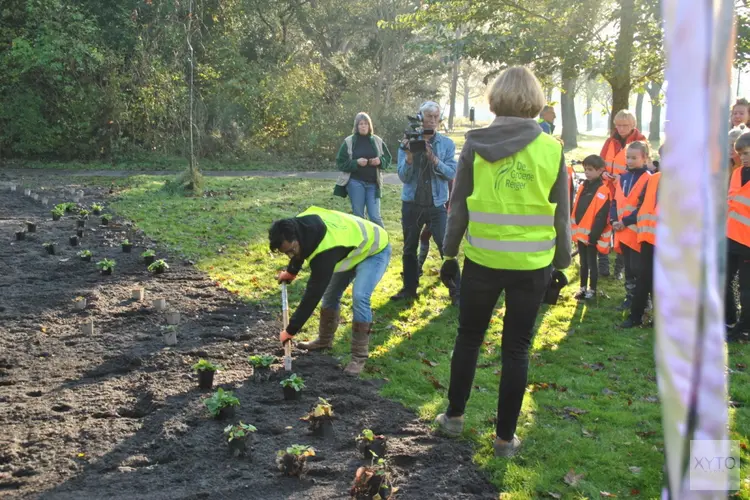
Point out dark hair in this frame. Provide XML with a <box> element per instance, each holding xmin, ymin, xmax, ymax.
<box><xmin>735</xmin><ymin>132</ymin><xmax>750</xmax><ymax>152</ymax></box>
<box><xmin>268</xmin><ymin>219</ymin><xmax>298</xmax><ymax>252</ymax></box>
<box><xmin>582</xmin><ymin>154</ymin><xmax>605</xmax><ymax>170</ymax></box>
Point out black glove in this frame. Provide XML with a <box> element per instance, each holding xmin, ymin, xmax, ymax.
<box><xmin>440</xmin><ymin>258</ymin><xmax>460</xmax><ymax>288</ymax></box>
<box><xmin>550</xmin><ymin>269</ymin><xmax>569</xmax><ymax>289</ymax></box>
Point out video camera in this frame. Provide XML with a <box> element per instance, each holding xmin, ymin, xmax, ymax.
<box><xmin>402</xmin><ymin>113</ymin><xmax>435</xmax><ymax>154</ymax></box>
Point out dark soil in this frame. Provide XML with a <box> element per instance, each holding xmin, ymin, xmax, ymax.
<box><xmin>0</xmin><ymin>178</ymin><xmax>496</xmax><ymax>499</ymax></box>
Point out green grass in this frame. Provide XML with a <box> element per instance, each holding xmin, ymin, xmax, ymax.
<box><xmin>107</xmin><ymin>175</ymin><xmax>749</xmax><ymax>499</ymax></box>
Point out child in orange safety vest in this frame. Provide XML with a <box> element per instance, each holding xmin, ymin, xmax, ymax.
<box><xmin>610</xmin><ymin>141</ymin><xmax>651</xmax><ymax>311</ymax></box>
<box><xmin>725</xmin><ymin>132</ymin><xmax>750</xmax><ymax>342</ymax></box>
<box><xmin>571</xmin><ymin>155</ymin><xmax>611</xmax><ymax>300</ymax></box>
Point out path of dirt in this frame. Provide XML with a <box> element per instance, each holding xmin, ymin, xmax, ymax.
<box><xmin>0</xmin><ymin>178</ymin><xmax>497</xmax><ymax>499</ymax></box>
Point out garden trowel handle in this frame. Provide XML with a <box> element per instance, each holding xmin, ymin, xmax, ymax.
<box><xmin>282</xmin><ymin>283</ymin><xmax>292</xmax><ymax>371</ymax></box>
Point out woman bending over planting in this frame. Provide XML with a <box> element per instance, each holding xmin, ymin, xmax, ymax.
<box><xmin>270</xmin><ymin>206</ymin><xmax>391</xmax><ymax>375</ymax></box>
<box><xmin>434</xmin><ymin>66</ymin><xmax>571</xmax><ymax>457</ymax></box>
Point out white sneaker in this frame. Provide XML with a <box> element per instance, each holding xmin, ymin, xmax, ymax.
<box><xmin>574</xmin><ymin>287</ymin><xmax>587</xmax><ymax>300</ymax></box>
<box><xmin>584</xmin><ymin>289</ymin><xmax>596</xmax><ymax>300</ymax></box>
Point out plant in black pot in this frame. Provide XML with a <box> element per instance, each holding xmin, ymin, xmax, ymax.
<box><xmin>224</xmin><ymin>422</ymin><xmax>257</xmax><ymax>458</ymax></box>
<box><xmin>276</xmin><ymin>445</ymin><xmax>315</xmax><ymax>477</ymax></box>
<box><xmin>43</xmin><ymin>242</ymin><xmax>56</xmax><ymax>255</ymax></box>
<box><xmin>26</xmin><ymin>221</ymin><xmax>37</xmax><ymax>233</ymax></box>
<box><xmin>79</xmin><ymin>209</ymin><xmax>89</xmax><ymax>219</ymax></box>
<box><xmin>280</xmin><ymin>373</ymin><xmax>305</xmax><ymax>400</ymax></box>
<box><xmin>349</xmin><ymin>458</ymin><xmax>397</xmax><ymax>500</ymax></box>
<box><xmin>300</xmin><ymin>397</ymin><xmax>335</xmax><ymax>439</ymax></box>
<box><xmin>101</xmin><ymin>214</ymin><xmax>112</xmax><ymax>225</ymax></box>
<box><xmin>91</xmin><ymin>204</ymin><xmax>103</xmax><ymax>216</ymax></box>
<box><xmin>69</xmin><ymin>235</ymin><xmax>79</xmax><ymax>246</ymax></box>
<box><xmin>63</xmin><ymin>202</ymin><xmax>76</xmax><ymax>213</ymax></box>
<box><xmin>77</xmin><ymin>218</ymin><xmax>86</xmax><ymax>229</ymax></box>
<box><xmin>121</xmin><ymin>239</ymin><xmax>133</xmax><ymax>253</ymax></box>
<box><xmin>203</xmin><ymin>388</ymin><xmax>240</xmax><ymax>420</ymax></box>
<box><xmin>141</xmin><ymin>249</ymin><xmax>156</xmax><ymax>265</ymax></box>
<box><xmin>96</xmin><ymin>258</ymin><xmax>116</xmax><ymax>275</ymax></box>
<box><xmin>15</xmin><ymin>229</ymin><xmax>26</xmax><ymax>241</ymax></box>
<box><xmin>192</xmin><ymin>358</ymin><xmax>221</xmax><ymax>390</ymax></box>
<box><xmin>356</xmin><ymin>429</ymin><xmax>387</xmax><ymax>460</ymax></box>
<box><xmin>77</xmin><ymin>249</ymin><xmax>92</xmax><ymax>262</ymax></box>
<box><xmin>248</xmin><ymin>354</ymin><xmax>276</xmax><ymax>382</ymax></box>
<box><xmin>51</xmin><ymin>207</ymin><xmax>64</xmax><ymax>221</ymax></box>
<box><xmin>147</xmin><ymin>259</ymin><xmax>169</xmax><ymax>275</ymax></box>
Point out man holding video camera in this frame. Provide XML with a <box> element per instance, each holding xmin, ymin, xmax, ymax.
<box><xmin>392</xmin><ymin>101</ymin><xmax>459</xmax><ymax>304</ymax></box>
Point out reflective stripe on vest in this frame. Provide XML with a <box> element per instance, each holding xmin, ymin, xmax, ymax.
<box><xmin>464</xmin><ymin>133</ymin><xmax>561</xmax><ymax>270</ymax></box>
<box><xmin>636</xmin><ymin>172</ymin><xmax>660</xmax><ymax>245</ymax></box>
<box><xmin>570</xmin><ymin>182</ymin><xmax>612</xmax><ymax>254</ymax></box>
<box><xmin>300</xmin><ymin>206</ymin><xmax>389</xmax><ymax>273</ymax></box>
<box><xmin>727</xmin><ymin>168</ymin><xmax>750</xmax><ymax>247</ymax></box>
<box><xmin>614</xmin><ymin>172</ymin><xmax>651</xmax><ymax>252</ymax></box>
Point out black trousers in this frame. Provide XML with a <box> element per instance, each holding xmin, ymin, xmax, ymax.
<box><xmin>598</xmin><ymin>247</ymin><xmax>624</xmax><ymax>275</ymax></box>
<box><xmin>578</xmin><ymin>241</ymin><xmax>599</xmax><ymax>290</ymax></box>
<box><xmin>401</xmin><ymin>202</ymin><xmax>459</xmax><ymax>297</ymax></box>
<box><xmin>630</xmin><ymin>242</ymin><xmax>654</xmax><ymax>321</ymax></box>
<box><xmin>446</xmin><ymin>258</ymin><xmax>550</xmax><ymax>441</ymax></box>
<box><xmin>725</xmin><ymin>252</ymin><xmax>750</xmax><ymax>329</ymax></box>
<box><xmin>621</xmin><ymin>245</ymin><xmax>640</xmax><ymax>300</ymax></box>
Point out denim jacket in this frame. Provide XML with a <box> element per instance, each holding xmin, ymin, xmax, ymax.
<box><xmin>397</xmin><ymin>133</ymin><xmax>457</xmax><ymax>207</ymax></box>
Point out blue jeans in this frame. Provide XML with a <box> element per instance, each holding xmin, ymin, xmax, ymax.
<box><xmin>321</xmin><ymin>243</ymin><xmax>392</xmax><ymax>323</ymax></box>
<box><xmin>347</xmin><ymin>179</ymin><xmax>384</xmax><ymax>227</ymax></box>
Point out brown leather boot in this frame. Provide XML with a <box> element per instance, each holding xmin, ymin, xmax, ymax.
<box><xmin>344</xmin><ymin>322</ymin><xmax>371</xmax><ymax>376</ymax></box>
<box><xmin>297</xmin><ymin>308</ymin><xmax>339</xmax><ymax>351</ymax></box>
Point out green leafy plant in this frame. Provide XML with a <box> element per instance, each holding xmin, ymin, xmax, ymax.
<box><xmin>91</xmin><ymin>204</ymin><xmax>103</xmax><ymax>213</ymax></box>
<box><xmin>223</xmin><ymin>422</ymin><xmax>257</xmax><ymax>442</ymax></box>
<box><xmin>79</xmin><ymin>209</ymin><xmax>89</xmax><ymax>217</ymax></box>
<box><xmin>51</xmin><ymin>206</ymin><xmax>64</xmax><ymax>217</ymax></box>
<box><xmin>147</xmin><ymin>259</ymin><xmax>169</xmax><ymax>273</ymax></box>
<box><xmin>278</xmin><ymin>444</ymin><xmax>315</xmax><ymax>458</ymax></box>
<box><xmin>77</xmin><ymin>249</ymin><xmax>92</xmax><ymax>258</ymax></box>
<box><xmin>122</xmin><ymin>239</ymin><xmax>131</xmax><ymax>246</ymax></box>
<box><xmin>101</xmin><ymin>214</ymin><xmax>112</xmax><ymax>221</ymax></box>
<box><xmin>192</xmin><ymin>358</ymin><xmax>220</xmax><ymax>372</ymax></box>
<box><xmin>350</xmin><ymin>457</ymin><xmax>397</xmax><ymax>499</ymax></box>
<box><xmin>96</xmin><ymin>259</ymin><xmax>116</xmax><ymax>271</ymax></box>
<box><xmin>43</xmin><ymin>242</ymin><xmax>55</xmax><ymax>248</ymax></box>
<box><xmin>303</xmin><ymin>397</ymin><xmax>333</xmax><ymax>419</ymax></box>
<box><xmin>248</xmin><ymin>354</ymin><xmax>276</xmax><ymax>368</ymax></box>
<box><xmin>73</xmin><ymin>296</ymin><xmax>85</xmax><ymax>302</ymax></box>
<box><xmin>203</xmin><ymin>388</ymin><xmax>240</xmax><ymax>417</ymax></box>
<box><xmin>141</xmin><ymin>249</ymin><xmax>156</xmax><ymax>258</ymax></box>
<box><xmin>276</xmin><ymin>444</ymin><xmax>316</xmax><ymax>476</ymax></box>
<box><xmin>280</xmin><ymin>373</ymin><xmax>305</xmax><ymax>391</ymax></box>
<box><xmin>358</xmin><ymin>429</ymin><xmax>376</xmax><ymax>442</ymax></box>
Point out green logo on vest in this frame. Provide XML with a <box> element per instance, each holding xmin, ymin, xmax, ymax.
<box><xmin>495</xmin><ymin>157</ymin><xmax>535</xmax><ymax>192</ymax></box>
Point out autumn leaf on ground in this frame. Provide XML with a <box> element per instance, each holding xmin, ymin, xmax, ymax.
<box><xmin>583</xmin><ymin>362</ymin><xmax>605</xmax><ymax>371</ymax></box>
<box><xmin>563</xmin><ymin>469</ymin><xmax>584</xmax><ymax>486</ymax></box>
<box><xmin>628</xmin><ymin>466</ymin><xmax>641</xmax><ymax>474</ymax></box>
<box><xmin>736</xmin><ymin>363</ymin><xmax>747</xmax><ymax>371</ymax></box>
<box><xmin>427</xmin><ymin>375</ymin><xmax>445</xmax><ymax>390</ymax></box>
<box><xmin>641</xmin><ymin>396</ymin><xmax>659</xmax><ymax>403</ymax></box>
<box><xmin>600</xmin><ymin>491</ymin><xmax>617</xmax><ymax>497</ymax></box>
<box><xmin>740</xmin><ymin>442</ymin><xmax>747</xmax><ymax>451</ymax></box>
<box><xmin>564</xmin><ymin>407</ymin><xmax>588</xmax><ymax>416</ymax></box>
<box><xmin>421</xmin><ymin>358</ymin><xmax>438</xmax><ymax>368</ymax></box>
<box><xmin>630</xmin><ymin>489</ymin><xmax>641</xmax><ymax>496</ymax></box>
<box><xmin>582</xmin><ymin>428</ymin><xmax>594</xmax><ymax>438</ymax></box>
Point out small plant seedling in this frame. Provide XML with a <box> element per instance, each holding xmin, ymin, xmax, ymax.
<box><xmin>281</xmin><ymin>373</ymin><xmax>305</xmax><ymax>400</ymax></box>
<box><xmin>141</xmin><ymin>249</ymin><xmax>156</xmax><ymax>257</ymax></box>
<box><xmin>276</xmin><ymin>445</ymin><xmax>315</xmax><ymax>477</ymax></box>
<box><xmin>43</xmin><ymin>242</ymin><xmax>56</xmax><ymax>255</ymax></box>
<box><xmin>51</xmin><ymin>207</ymin><xmax>64</xmax><ymax>220</ymax></box>
<box><xmin>301</xmin><ymin>398</ymin><xmax>335</xmax><ymax>437</ymax></box>
<box><xmin>122</xmin><ymin>239</ymin><xmax>131</xmax><ymax>245</ymax></box>
<box><xmin>79</xmin><ymin>209</ymin><xmax>89</xmax><ymax>217</ymax></box>
<box><xmin>224</xmin><ymin>422</ymin><xmax>257</xmax><ymax>456</ymax></box>
<box><xmin>96</xmin><ymin>259</ymin><xmax>116</xmax><ymax>274</ymax></box>
<box><xmin>77</xmin><ymin>249</ymin><xmax>92</xmax><ymax>261</ymax></box>
<box><xmin>91</xmin><ymin>204</ymin><xmax>103</xmax><ymax>215</ymax></box>
<box><xmin>192</xmin><ymin>359</ymin><xmax>220</xmax><ymax>372</ymax></box>
<box><xmin>147</xmin><ymin>259</ymin><xmax>169</xmax><ymax>274</ymax></box>
<box><xmin>350</xmin><ymin>458</ymin><xmax>397</xmax><ymax>500</ymax></box>
<box><xmin>203</xmin><ymin>388</ymin><xmax>240</xmax><ymax>419</ymax></box>
<box><xmin>356</xmin><ymin>429</ymin><xmax>387</xmax><ymax>460</ymax></box>
<box><xmin>248</xmin><ymin>354</ymin><xmax>276</xmax><ymax>368</ymax></box>
<box><xmin>101</xmin><ymin>214</ymin><xmax>112</xmax><ymax>222</ymax></box>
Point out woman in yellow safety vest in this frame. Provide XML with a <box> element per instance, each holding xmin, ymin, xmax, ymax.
<box><xmin>434</xmin><ymin>66</ymin><xmax>572</xmax><ymax>457</ymax></box>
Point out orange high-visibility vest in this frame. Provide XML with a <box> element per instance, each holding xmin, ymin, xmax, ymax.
<box><xmin>571</xmin><ymin>183</ymin><xmax>612</xmax><ymax>254</ymax></box>
<box><xmin>603</xmin><ymin>142</ymin><xmax>628</xmax><ymax>176</ymax></box>
<box><xmin>727</xmin><ymin>168</ymin><xmax>750</xmax><ymax>247</ymax></box>
<box><xmin>614</xmin><ymin>172</ymin><xmax>651</xmax><ymax>252</ymax></box>
<box><xmin>637</xmin><ymin>172</ymin><xmax>660</xmax><ymax>245</ymax></box>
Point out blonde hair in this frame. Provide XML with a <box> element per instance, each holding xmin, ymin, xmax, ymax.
<box><xmin>352</xmin><ymin>112</ymin><xmax>373</xmax><ymax>135</ymax></box>
<box><xmin>614</xmin><ymin>110</ymin><xmax>637</xmax><ymax>127</ymax></box>
<box><xmin>487</xmin><ymin>66</ymin><xmax>545</xmax><ymax>118</ymax></box>
<box><xmin>627</xmin><ymin>140</ymin><xmax>651</xmax><ymax>158</ymax></box>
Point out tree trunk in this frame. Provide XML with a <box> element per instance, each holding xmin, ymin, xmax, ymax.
<box><xmin>647</xmin><ymin>81</ymin><xmax>663</xmax><ymax>142</ymax></box>
<box><xmin>608</xmin><ymin>0</ymin><xmax>636</xmax><ymax>132</ymax></box>
<box><xmin>447</xmin><ymin>28</ymin><xmax>461</xmax><ymax>131</ymax></box>
<box><xmin>462</xmin><ymin>75</ymin><xmax>470</xmax><ymax>117</ymax></box>
<box><xmin>586</xmin><ymin>83</ymin><xmax>593</xmax><ymax>131</ymax></box>
<box><xmin>635</xmin><ymin>92</ymin><xmax>644</xmax><ymax>131</ymax></box>
<box><xmin>561</xmin><ymin>75</ymin><xmax>578</xmax><ymax>149</ymax></box>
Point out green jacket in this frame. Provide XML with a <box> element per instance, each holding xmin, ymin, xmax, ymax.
<box><xmin>334</xmin><ymin>134</ymin><xmax>392</xmax><ymax>199</ymax></box>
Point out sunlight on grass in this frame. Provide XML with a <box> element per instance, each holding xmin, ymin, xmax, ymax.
<box><xmin>108</xmin><ymin>174</ymin><xmax>749</xmax><ymax>499</ymax></box>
